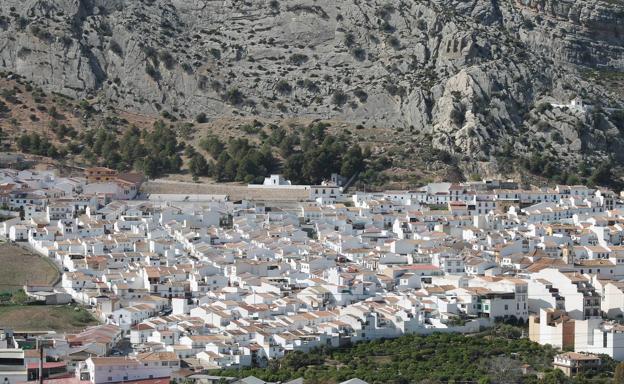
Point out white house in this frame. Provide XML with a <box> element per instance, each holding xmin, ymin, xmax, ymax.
<box><xmin>575</xmin><ymin>319</ymin><xmax>624</xmax><ymax>361</ymax></box>
<box><xmin>0</xmin><ymin>349</ymin><xmax>27</xmax><ymax>384</ymax></box>
<box><xmin>263</xmin><ymin>174</ymin><xmax>292</xmax><ymax>186</ymax></box>
<box><xmin>78</xmin><ymin>352</ymin><xmax>179</xmax><ymax>383</ymax></box>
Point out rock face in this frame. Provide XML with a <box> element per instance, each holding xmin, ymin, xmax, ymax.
<box><xmin>0</xmin><ymin>0</ymin><xmax>623</xmax><ymax>174</ymax></box>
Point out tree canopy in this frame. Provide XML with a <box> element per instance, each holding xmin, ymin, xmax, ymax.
<box><xmin>211</xmin><ymin>330</ymin><xmax>615</xmax><ymax>384</ymax></box>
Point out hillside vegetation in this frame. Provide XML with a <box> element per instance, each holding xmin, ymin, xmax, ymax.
<box><xmin>0</xmin><ymin>305</ymin><xmax>98</xmax><ymax>332</ymax></box>
<box><xmin>213</xmin><ymin>328</ymin><xmax>615</xmax><ymax>384</ymax></box>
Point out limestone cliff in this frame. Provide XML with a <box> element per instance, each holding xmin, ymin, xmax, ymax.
<box><xmin>0</xmin><ymin>0</ymin><xmax>623</xmax><ymax>178</ymax></box>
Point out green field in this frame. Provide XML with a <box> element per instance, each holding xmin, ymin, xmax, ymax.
<box><xmin>0</xmin><ymin>242</ymin><xmax>59</xmax><ymax>293</ymax></box>
<box><xmin>0</xmin><ymin>305</ymin><xmax>99</xmax><ymax>332</ymax></box>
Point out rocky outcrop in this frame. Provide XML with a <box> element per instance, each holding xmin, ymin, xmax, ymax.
<box><xmin>0</xmin><ymin>0</ymin><xmax>623</xmax><ymax>175</ymax></box>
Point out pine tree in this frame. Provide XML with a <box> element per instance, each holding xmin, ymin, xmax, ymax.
<box><xmin>189</xmin><ymin>153</ymin><xmax>210</xmax><ymax>178</ymax></box>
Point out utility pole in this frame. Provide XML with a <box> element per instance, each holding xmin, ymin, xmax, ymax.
<box><xmin>36</xmin><ymin>338</ymin><xmax>44</xmax><ymax>384</ymax></box>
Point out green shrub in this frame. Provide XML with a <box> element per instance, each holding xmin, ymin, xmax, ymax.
<box><xmin>331</xmin><ymin>90</ymin><xmax>348</xmax><ymax>106</ymax></box>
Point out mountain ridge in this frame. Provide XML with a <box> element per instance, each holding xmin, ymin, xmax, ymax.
<box><xmin>0</xmin><ymin>0</ymin><xmax>623</xmax><ymax>183</ymax></box>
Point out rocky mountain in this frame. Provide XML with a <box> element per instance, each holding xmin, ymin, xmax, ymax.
<box><xmin>0</xmin><ymin>0</ymin><xmax>623</xmax><ymax>182</ymax></box>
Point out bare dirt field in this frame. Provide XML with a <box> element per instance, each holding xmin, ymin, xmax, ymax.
<box><xmin>142</xmin><ymin>179</ymin><xmax>310</xmax><ymax>201</ymax></box>
<box><xmin>0</xmin><ymin>242</ymin><xmax>59</xmax><ymax>293</ymax></box>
